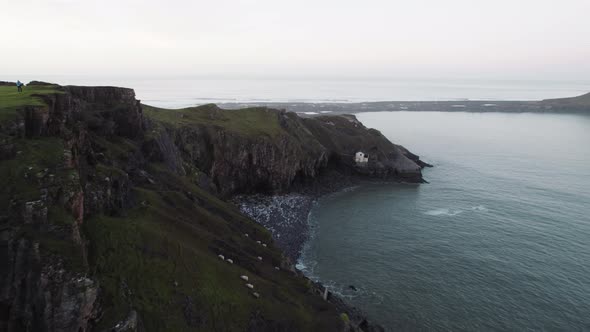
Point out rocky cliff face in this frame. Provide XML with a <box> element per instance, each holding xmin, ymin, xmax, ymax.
<box><xmin>0</xmin><ymin>83</ymin><xmax>424</xmax><ymax>331</ymax></box>
<box><xmin>144</xmin><ymin>105</ymin><xmax>426</xmax><ymax>198</ymax></box>
<box><xmin>1</xmin><ymin>85</ymin><xmax>143</xmax><ymax>331</ymax></box>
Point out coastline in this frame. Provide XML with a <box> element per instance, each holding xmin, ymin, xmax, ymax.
<box><xmin>218</xmin><ymin>98</ymin><xmax>590</xmax><ymax>116</ymax></box>
<box><xmin>232</xmin><ymin>170</ymin><xmax>375</xmax><ymax>261</ymax></box>
<box><xmin>233</xmin><ymin>173</ymin><xmax>425</xmax><ymax>331</ymax></box>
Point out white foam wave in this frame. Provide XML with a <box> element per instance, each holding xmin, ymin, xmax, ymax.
<box><xmin>471</xmin><ymin>205</ymin><xmax>488</xmax><ymax>212</ymax></box>
<box><xmin>424</xmin><ymin>205</ymin><xmax>488</xmax><ymax>216</ymax></box>
<box><xmin>424</xmin><ymin>208</ymin><xmax>463</xmax><ymax>216</ymax></box>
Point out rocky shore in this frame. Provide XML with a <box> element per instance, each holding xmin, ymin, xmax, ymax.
<box><xmin>233</xmin><ymin>172</ymin><xmax>383</xmax><ymax>261</ymax></box>
<box><xmin>233</xmin><ymin>173</ymin><xmax>430</xmax><ymax>331</ymax></box>
<box><xmin>233</xmin><ymin>193</ymin><xmax>314</xmax><ymax>261</ymax></box>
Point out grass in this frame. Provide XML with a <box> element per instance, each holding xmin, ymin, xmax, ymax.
<box><xmin>84</xmin><ymin>165</ymin><xmax>340</xmax><ymax>331</ymax></box>
<box><xmin>17</xmin><ymin>224</ymin><xmax>86</xmax><ymax>272</ymax></box>
<box><xmin>0</xmin><ymin>136</ymin><xmax>85</xmax><ymax>270</ymax></box>
<box><xmin>143</xmin><ymin>104</ymin><xmax>284</xmax><ymax>137</ymax></box>
<box><xmin>0</xmin><ymin>137</ymin><xmax>65</xmax><ymax>203</ymax></box>
<box><xmin>0</xmin><ymin>84</ymin><xmax>63</xmax><ymax>122</ymax></box>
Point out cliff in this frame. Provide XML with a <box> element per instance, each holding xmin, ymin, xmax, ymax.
<box><xmin>143</xmin><ymin>104</ymin><xmax>425</xmax><ymax>198</ymax></box>
<box><xmin>0</xmin><ymin>82</ymin><xmax>427</xmax><ymax>331</ymax></box>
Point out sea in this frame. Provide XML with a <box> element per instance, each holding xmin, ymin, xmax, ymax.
<box><xmin>297</xmin><ymin>111</ymin><xmax>590</xmax><ymax>330</ymax></box>
<box><xmin>15</xmin><ymin>76</ymin><xmax>590</xmax><ymax>330</ymax></box>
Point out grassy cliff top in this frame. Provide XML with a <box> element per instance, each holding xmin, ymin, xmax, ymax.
<box><xmin>143</xmin><ymin>104</ymin><xmax>284</xmax><ymax>137</ymax></box>
<box><xmin>0</xmin><ymin>84</ymin><xmax>63</xmax><ymax>121</ymax></box>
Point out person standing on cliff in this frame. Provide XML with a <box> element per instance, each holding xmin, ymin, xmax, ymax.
<box><xmin>16</xmin><ymin>80</ymin><xmax>23</xmax><ymax>92</ymax></box>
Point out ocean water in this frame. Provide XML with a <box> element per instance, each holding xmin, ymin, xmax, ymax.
<box><xmin>13</xmin><ymin>75</ymin><xmax>590</xmax><ymax>108</ymax></box>
<box><xmin>297</xmin><ymin>111</ymin><xmax>590</xmax><ymax>330</ymax></box>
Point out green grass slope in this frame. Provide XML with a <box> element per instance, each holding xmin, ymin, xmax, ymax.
<box><xmin>0</xmin><ymin>84</ymin><xmax>63</xmax><ymax>122</ymax></box>
<box><xmin>84</xmin><ymin>163</ymin><xmax>340</xmax><ymax>331</ymax></box>
<box><xmin>143</xmin><ymin>104</ymin><xmax>284</xmax><ymax>137</ymax></box>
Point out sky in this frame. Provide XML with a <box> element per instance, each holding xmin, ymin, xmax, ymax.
<box><xmin>2</xmin><ymin>0</ymin><xmax>590</xmax><ymax>80</ymax></box>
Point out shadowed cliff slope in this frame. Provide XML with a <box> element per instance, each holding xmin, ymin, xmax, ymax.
<box><xmin>0</xmin><ymin>83</ymin><xmax>426</xmax><ymax>331</ymax></box>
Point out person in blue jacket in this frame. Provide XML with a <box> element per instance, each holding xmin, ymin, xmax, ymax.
<box><xmin>16</xmin><ymin>80</ymin><xmax>23</xmax><ymax>92</ymax></box>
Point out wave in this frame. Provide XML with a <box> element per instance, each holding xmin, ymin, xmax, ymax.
<box><xmin>424</xmin><ymin>205</ymin><xmax>488</xmax><ymax>216</ymax></box>
<box><xmin>424</xmin><ymin>208</ymin><xmax>463</xmax><ymax>216</ymax></box>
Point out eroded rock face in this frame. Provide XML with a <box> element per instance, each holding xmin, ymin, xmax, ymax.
<box><xmin>145</xmin><ymin>109</ymin><xmax>426</xmax><ymax>198</ymax></box>
<box><xmin>40</xmin><ymin>86</ymin><xmax>145</xmax><ymax>139</ymax></box>
<box><xmin>1</xmin><ymin>85</ymin><xmax>142</xmax><ymax>332</ymax></box>
<box><xmin>0</xmin><ymin>236</ymin><xmax>98</xmax><ymax>332</ymax></box>
<box><xmin>301</xmin><ymin>114</ymin><xmax>425</xmax><ymax>181</ymax></box>
<box><xmin>171</xmin><ymin>123</ymin><xmax>328</xmax><ymax>196</ymax></box>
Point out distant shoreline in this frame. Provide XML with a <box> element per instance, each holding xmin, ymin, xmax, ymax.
<box><xmin>217</xmin><ymin>95</ymin><xmax>590</xmax><ymax>116</ymax></box>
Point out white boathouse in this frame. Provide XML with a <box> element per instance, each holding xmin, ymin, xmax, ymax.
<box><xmin>355</xmin><ymin>151</ymin><xmax>369</xmax><ymax>164</ymax></box>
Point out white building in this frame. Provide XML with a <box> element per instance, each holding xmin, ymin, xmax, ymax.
<box><xmin>355</xmin><ymin>151</ymin><xmax>369</xmax><ymax>164</ymax></box>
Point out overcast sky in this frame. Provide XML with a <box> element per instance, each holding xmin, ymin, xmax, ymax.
<box><xmin>2</xmin><ymin>0</ymin><xmax>589</xmax><ymax>80</ymax></box>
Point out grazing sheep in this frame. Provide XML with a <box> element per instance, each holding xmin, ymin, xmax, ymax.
<box><xmin>240</xmin><ymin>275</ymin><xmax>249</xmax><ymax>281</ymax></box>
<box><xmin>246</xmin><ymin>283</ymin><xmax>254</xmax><ymax>289</ymax></box>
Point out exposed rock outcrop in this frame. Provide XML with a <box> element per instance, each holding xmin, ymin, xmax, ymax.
<box><xmin>144</xmin><ymin>105</ymin><xmax>427</xmax><ymax>198</ymax></box>
<box><xmin>0</xmin><ymin>236</ymin><xmax>98</xmax><ymax>332</ymax></box>
<box><xmin>1</xmin><ymin>85</ymin><xmax>143</xmax><ymax>331</ymax></box>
